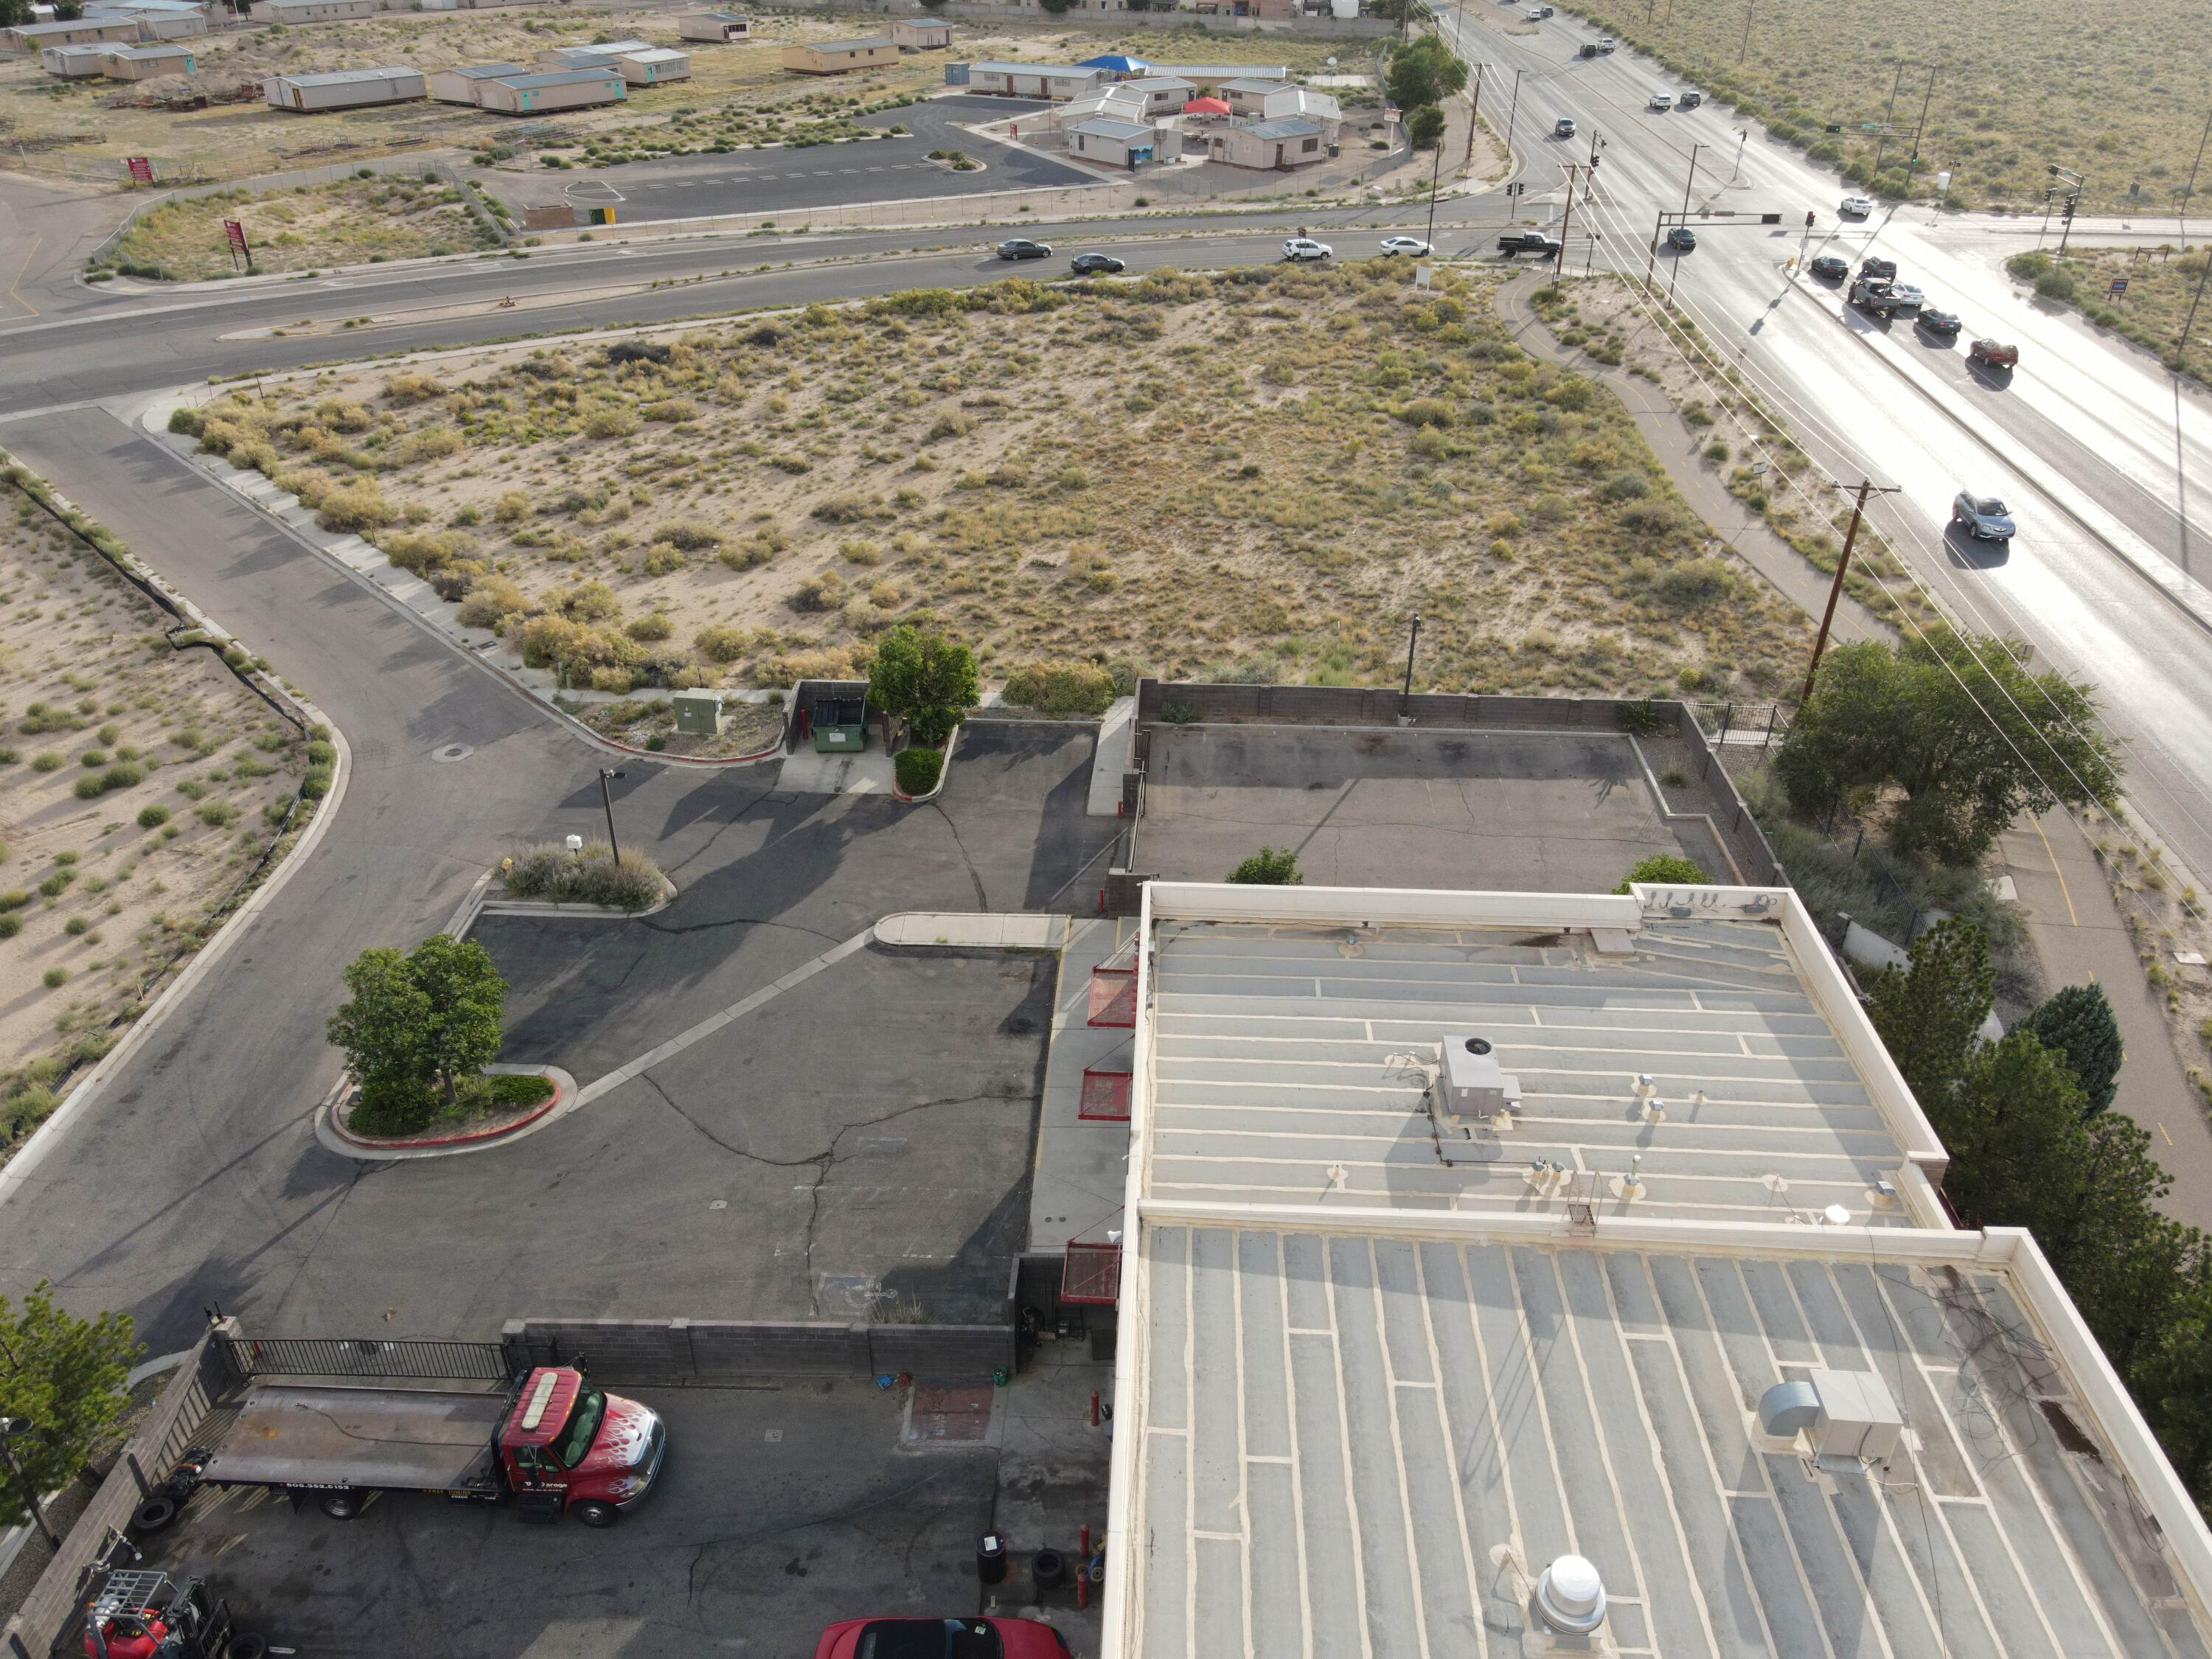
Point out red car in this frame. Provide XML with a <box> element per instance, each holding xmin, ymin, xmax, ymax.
<box><xmin>813</xmin><ymin>1618</ymin><xmax>1074</xmax><ymax>1659</ymax></box>
<box><xmin>1969</xmin><ymin>338</ymin><xmax>2020</xmax><ymax>369</ymax></box>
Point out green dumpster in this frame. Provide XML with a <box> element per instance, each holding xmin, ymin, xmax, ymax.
<box><xmin>810</xmin><ymin>694</ymin><xmax>867</xmax><ymax>753</ymax></box>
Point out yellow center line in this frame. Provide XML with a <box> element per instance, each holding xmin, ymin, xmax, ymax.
<box><xmin>2031</xmin><ymin>814</ymin><xmax>2079</xmax><ymax>927</ymax></box>
<box><xmin>2161</xmin><ymin>1122</ymin><xmax>2174</xmax><ymax>1147</ymax></box>
<box><xmin>5</xmin><ymin>234</ymin><xmax>40</xmax><ymax>319</ymax></box>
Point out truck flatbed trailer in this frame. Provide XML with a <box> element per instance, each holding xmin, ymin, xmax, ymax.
<box><xmin>198</xmin><ymin>1382</ymin><xmax>504</xmax><ymax>1493</ymax></box>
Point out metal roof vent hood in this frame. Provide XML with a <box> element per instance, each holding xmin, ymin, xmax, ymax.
<box><xmin>1441</xmin><ymin>1034</ymin><xmax>1522</xmax><ymax>1125</ymax></box>
<box><xmin>1534</xmin><ymin>1554</ymin><xmax>1607</xmax><ymax>1634</ymax></box>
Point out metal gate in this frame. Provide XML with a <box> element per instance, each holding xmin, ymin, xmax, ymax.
<box><xmin>219</xmin><ymin>1336</ymin><xmax>515</xmax><ymax>1383</ymax></box>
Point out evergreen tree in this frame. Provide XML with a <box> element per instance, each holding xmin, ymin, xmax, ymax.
<box><xmin>2015</xmin><ymin>982</ymin><xmax>2124</xmax><ymax>1116</ymax></box>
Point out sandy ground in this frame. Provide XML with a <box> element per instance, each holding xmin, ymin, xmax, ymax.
<box><xmin>0</xmin><ymin>487</ymin><xmax>303</xmax><ymax>1119</ymax></box>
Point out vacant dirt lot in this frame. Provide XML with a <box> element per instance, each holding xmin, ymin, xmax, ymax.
<box><xmin>110</xmin><ymin>170</ymin><xmax>500</xmax><ymax>279</ymax></box>
<box><xmin>0</xmin><ymin>479</ymin><xmax>305</xmax><ymax>1161</ymax></box>
<box><xmin>183</xmin><ymin>260</ymin><xmax>1812</xmax><ymax>702</ymax></box>
<box><xmin>1562</xmin><ymin>0</ymin><xmax>2211</xmax><ymax>215</ymax></box>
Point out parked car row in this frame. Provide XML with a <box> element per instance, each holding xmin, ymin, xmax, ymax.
<box><xmin>1808</xmin><ymin>249</ymin><xmax>2019</xmax><ymax>373</ymax></box>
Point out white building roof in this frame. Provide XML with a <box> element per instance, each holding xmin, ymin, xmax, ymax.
<box><xmin>268</xmin><ymin>65</ymin><xmax>417</xmax><ymax>86</ymax></box>
<box><xmin>804</xmin><ymin>35</ymin><xmax>893</xmax><ymax>52</ymax></box>
<box><xmin>1148</xmin><ymin>61</ymin><xmax>1287</xmax><ymax>81</ymax></box>
<box><xmin>1071</xmin><ymin>116</ymin><xmax>1152</xmax><ymax>142</ymax></box>
<box><xmin>490</xmin><ymin>68</ymin><xmax>622</xmax><ymax>89</ymax></box>
<box><xmin>969</xmin><ymin>59</ymin><xmax>1099</xmax><ymax>77</ymax></box>
<box><xmin>105</xmin><ymin>40</ymin><xmax>190</xmax><ymax>55</ymax></box>
<box><xmin>439</xmin><ymin>60</ymin><xmax>524</xmax><ymax>79</ymax></box>
<box><xmin>1103</xmin><ymin>882</ymin><xmax>2212</xmax><ymax>1659</ymax></box>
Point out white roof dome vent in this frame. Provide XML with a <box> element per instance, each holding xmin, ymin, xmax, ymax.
<box><xmin>1534</xmin><ymin>1554</ymin><xmax>1607</xmax><ymax>1635</ymax></box>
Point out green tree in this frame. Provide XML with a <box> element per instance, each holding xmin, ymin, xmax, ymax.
<box><xmin>1613</xmin><ymin>853</ymin><xmax>1710</xmax><ymax>894</ymax></box>
<box><xmin>1385</xmin><ymin>35</ymin><xmax>1465</xmax><ymax>112</ymax></box>
<box><xmin>1228</xmin><ymin>846</ymin><xmax>1304</xmax><ymax>885</ymax></box>
<box><xmin>327</xmin><ymin>934</ymin><xmax>507</xmax><ymax>1114</ymax></box>
<box><xmin>1777</xmin><ymin>632</ymin><xmax>2120</xmax><ymax>864</ymax></box>
<box><xmin>0</xmin><ymin>1284</ymin><xmax>138</xmax><ymax>1526</ymax></box>
<box><xmin>0</xmin><ymin>0</ymin><xmax>31</xmax><ymax>28</ymax></box>
<box><xmin>1864</xmin><ymin>917</ymin><xmax>1992</xmax><ymax>1118</ymax></box>
<box><xmin>868</xmin><ymin>625</ymin><xmax>978</xmax><ymax>748</ymax></box>
<box><xmin>2014</xmin><ymin>981</ymin><xmax>2124</xmax><ymax>1116</ymax></box>
<box><xmin>50</xmin><ymin>0</ymin><xmax>83</xmax><ymax>16</ymax></box>
<box><xmin>1407</xmin><ymin>104</ymin><xmax>1447</xmax><ymax>150</ymax></box>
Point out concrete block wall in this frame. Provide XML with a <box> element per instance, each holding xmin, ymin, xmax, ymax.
<box><xmin>501</xmin><ymin>1318</ymin><xmax>1012</xmax><ymax>1384</ymax></box>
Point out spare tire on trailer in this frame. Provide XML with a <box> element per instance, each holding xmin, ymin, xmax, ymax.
<box><xmin>228</xmin><ymin>1635</ymin><xmax>269</xmax><ymax>1659</ymax></box>
<box><xmin>128</xmin><ymin>1495</ymin><xmax>179</xmax><ymax>1536</ymax></box>
<box><xmin>319</xmin><ymin>1492</ymin><xmax>362</xmax><ymax>1520</ymax></box>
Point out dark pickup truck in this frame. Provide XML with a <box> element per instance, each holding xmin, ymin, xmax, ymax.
<box><xmin>1498</xmin><ymin>231</ymin><xmax>1562</xmax><ymax>257</ymax></box>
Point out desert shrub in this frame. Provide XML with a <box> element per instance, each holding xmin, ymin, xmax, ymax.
<box><xmin>72</xmin><ymin>764</ymin><xmax>142</xmax><ymax>800</ymax></box>
<box><xmin>695</xmin><ymin>625</ymin><xmax>748</xmax><ymax>663</ymax></box>
<box><xmin>1655</xmin><ymin>556</ymin><xmax>1736</xmax><ymax>607</ymax></box>
<box><xmin>380</xmin><ymin>529</ymin><xmax>476</xmax><ymax>577</ymax></box>
<box><xmin>792</xmin><ymin>571</ymin><xmax>849</xmax><ymax>613</ymax></box>
<box><xmin>136</xmin><ymin>804</ymin><xmax>170</xmax><ymax>830</ymax></box>
<box><xmin>1604</xmin><ymin>470</ymin><xmax>1652</xmax><ymax>501</ymax></box>
<box><xmin>1618</xmin><ymin>501</ymin><xmax>1686</xmax><ymax>538</ymax></box>
<box><xmin>584</xmin><ymin>408</ymin><xmax>640</xmax><ymax>439</ymax></box>
<box><xmin>383</xmin><ymin>373</ymin><xmax>442</xmax><ymax>404</ymax></box>
<box><xmin>642</xmin><ymin>399</ymin><xmax>700</xmax><ymax>423</ymax></box>
<box><xmin>605</xmin><ymin>341</ymin><xmax>672</xmax><ymax>366</ymax></box>
<box><xmin>1613</xmin><ymin>853</ymin><xmax>1711</xmax><ymax>893</ymax></box>
<box><xmin>455</xmin><ymin>576</ymin><xmax>527</xmax><ymax>629</ymax></box>
<box><xmin>196</xmin><ymin>801</ymin><xmax>239</xmax><ymax>827</ymax></box>
<box><xmin>626</xmin><ymin>613</ymin><xmax>675</xmax><ymax>642</ymax></box>
<box><xmin>397</xmin><ymin>427</ymin><xmax>465</xmax><ymax>464</ymax></box>
<box><xmin>656</xmin><ymin>519</ymin><xmax>720</xmax><ymax>552</ymax></box>
<box><xmin>810</xmin><ymin>494</ymin><xmax>872</xmax><ymax>525</ymax></box>
<box><xmin>1000</xmin><ymin>661</ymin><xmax>1116</xmax><ymax>718</ymax></box>
<box><xmin>493</xmin><ymin>490</ymin><xmax>530</xmax><ymax>524</ymax></box>
<box><xmin>166</xmin><ymin>406</ymin><xmax>206</xmax><ymax>437</ymax></box>
<box><xmin>894</xmin><ymin>746</ymin><xmax>944</xmax><ymax>796</ymax></box>
<box><xmin>759</xmin><ymin>644</ymin><xmax>872</xmax><ymax>686</ymax></box>
<box><xmin>317</xmin><ymin>482</ymin><xmax>393</xmax><ymax>533</ymax></box>
<box><xmin>1397</xmin><ymin>397</ymin><xmax>1455</xmax><ymax>428</ymax></box>
<box><xmin>501</xmin><ymin>842</ymin><xmax>664</xmax><ymax>910</ymax></box>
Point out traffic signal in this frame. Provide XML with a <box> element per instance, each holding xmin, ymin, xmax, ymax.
<box><xmin>2062</xmin><ymin>196</ymin><xmax>2076</xmax><ymax>222</ymax></box>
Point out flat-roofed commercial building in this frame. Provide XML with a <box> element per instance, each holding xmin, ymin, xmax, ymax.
<box><xmin>1094</xmin><ymin>879</ymin><xmax>2212</xmax><ymax>1659</ymax></box>
<box><xmin>262</xmin><ymin>65</ymin><xmax>425</xmax><ymax>110</ymax></box>
<box><xmin>779</xmin><ymin>35</ymin><xmax>896</xmax><ymax>74</ymax></box>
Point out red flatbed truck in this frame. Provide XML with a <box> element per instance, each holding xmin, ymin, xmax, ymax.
<box><xmin>168</xmin><ymin>1363</ymin><xmax>664</xmax><ymax>1528</ymax></box>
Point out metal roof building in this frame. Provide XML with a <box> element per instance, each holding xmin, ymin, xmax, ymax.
<box><xmin>1099</xmin><ymin>880</ymin><xmax>2212</xmax><ymax>1659</ymax></box>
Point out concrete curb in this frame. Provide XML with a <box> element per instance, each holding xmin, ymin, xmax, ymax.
<box><xmin>0</xmin><ymin>469</ymin><xmax>352</xmax><ymax>1214</ymax></box>
<box><xmin>891</xmin><ymin>724</ymin><xmax>961</xmax><ymax>803</ymax></box>
<box><xmin>318</xmin><ymin>1065</ymin><xmax>577</xmax><ymax>1161</ymax></box>
<box><xmin>875</xmin><ymin>913</ymin><xmax>1071</xmax><ymax>949</ymax></box>
<box><xmin>478</xmin><ymin>872</ymin><xmax>678</xmax><ymax>920</ymax></box>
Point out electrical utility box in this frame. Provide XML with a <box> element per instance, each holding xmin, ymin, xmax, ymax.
<box><xmin>671</xmin><ymin>689</ymin><xmax>724</xmax><ymax>737</ymax></box>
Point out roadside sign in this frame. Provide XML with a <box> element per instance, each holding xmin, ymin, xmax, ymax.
<box><xmin>2109</xmin><ymin>276</ymin><xmax>2129</xmax><ymax>297</ymax></box>
<box><xmin>125</xmin><ymin>157</ymin><xmax>152</xmax><ymax>184</ymax></box>
<box><xmin>1858</xmin><ymin>122</ymin><xmax>1882</xmax><ymax>133</ymax></box>
<box><xmin>224</xmin><ymin>219</ymin><xmax>248</xmax><ymax>254</ymax></box>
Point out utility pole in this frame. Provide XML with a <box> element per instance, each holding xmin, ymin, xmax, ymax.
<box><xmin>1736</xmin><ymin>0</ymin><xmax>1753</xmax><ymax>63</ymax></box>
<box><xmin>2180</xmin><ymin>104</ymin><xmax>2211</xmax><ymax>241</ymax></box>
<box><xmin>1871</xmin><ymin>63</ymin><xmax>1905</xmax><ymax>175</ymax></box>
<box><xmin>1899</xmin><ymin>66</ymin><xmax>1936</xmax><ymax>196</ymax></box>
<box><xmin>1554</xmin><ymin>163</ymin><xmax>1582</xmax><ymax>279</ymax></box>
<box><xmin>1503</xmin><ymin>67</ymin><xmax>1525</xmax><ymax>175</ymax></box>
<box><xmin>2178</xmin><ymin>240</ymin><xmax>2212</xmax><ymax>375</ymax></box>
<box><xmin>1800</xmin><ymin>480</ymin><xmax>1899</xmax><ymax>703</ymax></box>
<box><xmin>1660</xmin><ymin>144</ymin><xmax>1703</xmax><ymax>299</ymax></box>
<box><xmin>1425</xmin><ymin>121</ymin><xmax>1445</xmax><ymax>249</ymax></box>
<box><xmin>1401</xmin><ymin>612</ymin><xmax>1422</xmax><ymax>712</ymax></box>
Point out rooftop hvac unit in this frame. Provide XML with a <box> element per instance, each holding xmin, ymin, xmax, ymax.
<box><xmin>1758</xmin><ymin>1368</ymin><xmax>1903</xmax><ymax>1461</ymax></box>
<box><xmin>1439</xmin><ymin>1035</ymin><xmax>1521</xmax><ymax>1127</ymax></box>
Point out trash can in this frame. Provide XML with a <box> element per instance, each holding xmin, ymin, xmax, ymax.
<box><xmin>976</xmin><ymin>1533</ymin><xmax>1007</xmax><ymax>1585</ymax></box>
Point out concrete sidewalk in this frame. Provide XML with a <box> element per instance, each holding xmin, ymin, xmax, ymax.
<box><xmin>2002</xmin><ymin>806</ymin><xmax>2212</xmax><ymax>1229</ymax></box>
<box><xmin>1493</xmin><ymin>271</ymin><xmax>1888</xmax><ymax>644</ymax></box>
<box><xmin>1029</xmin><ymin>918</ymin><xmax>1138</xmax><ymax>1256</ymax></box>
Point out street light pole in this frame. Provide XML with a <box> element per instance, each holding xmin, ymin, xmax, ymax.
<box><xmin>1664</xmin><ymin>144</ymin><xmax>1703</xmax><ymax>301</ymax></box>
<box><xmin>1871</xmin><ymin>63</ymin><xmax>1905</xmax><ymax>176</ymax></box>
<box><xmin>1736</xmin><ymin>0</ymin><xmax>1753</xmax><ymax>63</ymax></box>
<box><xmin>1899</xmin><ymin>65</ymin><xmax>1936</xmax><ymax>196</ymax></box>
<box><xmin>1401</xmin><ymin>613</ymin><xmax>1422</xmax><ymax>712</ymax></box>
<box><xmin>1503</xmin><ymin>68</ymin><xmax>1525</xmax><ymax>182</ymax></box>
<box><xmin>1464</xmin><ymin>60</ymin><xmax>1483</xmax><ymax>167</ymax></box>
<box><xmin>597</xmin><ymin>768</ymin><xmax>626</xmax><ymax>866</ymax></box>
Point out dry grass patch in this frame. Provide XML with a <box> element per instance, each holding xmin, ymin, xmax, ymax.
<box><xmin>2006</xmin><ymin>245</ymin><xmax>2210</xmax><ymax>386</ymax></box>
<box><xmin>1565</xmin><ymin>0</ymin><xmax>2212</xmax><ymax>214</ymax></box>
<box><xmin>0</xmin><ymin>481</ymin><xmax>306</xmax><ymax>1163</ymax></box>
<box><xmin>191</xmin><ymin>260</ymin><xmax>1813</xmax><ymax>699</ymax></box>
<box><xmin>111</xmin><ymin>172</ymin><xmax>500</xmax><ymax>282</ymax></box>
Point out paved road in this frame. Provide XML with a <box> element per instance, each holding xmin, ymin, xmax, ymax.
<box><xmin>479</xmin><ymin>98</ymin><xmax>1088</xmax><ymax>226</ymax></box>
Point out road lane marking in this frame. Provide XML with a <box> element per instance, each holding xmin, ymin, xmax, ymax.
<box><xmin>2032</xmin><ymin>815</ymin><xmax>2079</xmax><ymax>926</ymax></box>
<box><xmin>2161</xmin><ymin>1121</ymin><xmax>2174</xmax><ymax>1146</ymax></box>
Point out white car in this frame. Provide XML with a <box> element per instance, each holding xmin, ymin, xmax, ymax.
<box><xmin>1378</xmin><ymin>237</ymin><xmax>1433</xmax><ymax>257</ymax></box>
<box><xmin>1649</xmin><ymin>93</ymin><xmax>1673</xmax><ymax>111</ymax></box>
<box><xmin>1523</xmin><ymin>7</ymin><xmax>1543</xmax><ymax>17</ymax></box>
<box><xmin>1839</xmin><ymin>195</ymin><xmax>1875</xmax><ymax>216</ymax></box>
<box><xmin>1282</xmin><ymin>237</ymin><xmax>1333</xmax><ymax>262</ymax></box>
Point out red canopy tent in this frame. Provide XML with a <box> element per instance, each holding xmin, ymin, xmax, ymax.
<box><xmin>1182</xmin><ymin>96</ymin><xmax>1230</xmax><ymax>116</ymax></box>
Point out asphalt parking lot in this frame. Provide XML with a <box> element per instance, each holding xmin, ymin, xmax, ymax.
<box><xmin>147</xmin><ymin>1379</ymin><xmax>1001</xmax><ymax>1659</ymax></box>
<box><xmin>1133</xmin><ymin>724</ymin><xmax>1708</xmax><ymax>891</ymax></box>
<box><xmin>481</xmin><ymin>98</ymin><xmax>1088</xmax><ymax>226</ymax></box>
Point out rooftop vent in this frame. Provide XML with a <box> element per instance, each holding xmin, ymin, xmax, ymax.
<box><xmin>1534</xmin><ymin>1554</ymin><xmax>1606</xmax><ymax>1635</ymax></box>
<box><xmin>1439</xmin><ymin>1034</ymin><xmax>1521</xmax><ymax>1126</ymax></box>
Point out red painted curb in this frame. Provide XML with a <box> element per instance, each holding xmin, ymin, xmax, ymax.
<box><xmin>331</xmin><ymin>1073</ymin><xmax>563</xmax><ymax>1151</ymax></box>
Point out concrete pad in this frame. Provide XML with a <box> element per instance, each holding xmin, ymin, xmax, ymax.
<box><xmin>877</xmin><ymin>913</ymin><xmax>1071</xmax><ymax>949</ymax></box>
<box><xmin>1133</xmin><ymin>723</ymin><xmax>1711</xmax><ymax>894</ymax></box>
<box><xmin>779</xmin><ymin>745</ymin><xmax>898</xmax><ymax>795</ymax></box>
<box><xmin>1087</xmin><ymin>696</ymin><xmax>1135</xmax><ymax>817</ymax></box>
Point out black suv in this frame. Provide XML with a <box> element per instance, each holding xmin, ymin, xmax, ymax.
<box><xmin>1808</xmin><ymin>254</ymin><xmax>1848</xmax><ymax>281</ymax></box>
<box><xmin>1860</xmin><ymin>255</ymin><xmax>1897</xmax><ymax>282</ymax></box>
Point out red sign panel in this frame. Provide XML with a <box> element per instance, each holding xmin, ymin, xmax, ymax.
<box><xmin>126</xmin><ymin>157</ymin><xmax>153</xmax><ymax>183</ymax></box>
<box><xmin>224</xmin><ymin>219</ymin><xmax>249</xmax><ymax>254</ymax></box>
